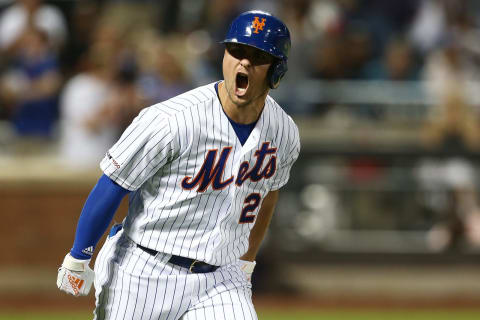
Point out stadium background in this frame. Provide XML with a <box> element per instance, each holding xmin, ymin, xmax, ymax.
<box><xmin>1</xmin><ymin>0</ymin><xmax>480</xmax><ymax>319</ymax></box>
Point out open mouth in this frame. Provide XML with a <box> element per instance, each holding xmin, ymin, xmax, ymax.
<box><xmin>235</xmin><ymin>72</ymin><xmax>249</xmax><ymax>96</ymax></box>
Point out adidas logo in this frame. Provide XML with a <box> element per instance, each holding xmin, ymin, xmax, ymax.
<box><xmin>82</xmin><ymin>246</ymin><xmax>94</xmax><ymax>256</ymax></box>
<box><xmin>67</xmin><ymin>274</ymin><xmax>84</xmax><ymax>295</ymax></box>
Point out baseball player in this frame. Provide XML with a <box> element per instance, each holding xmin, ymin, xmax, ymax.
<box><xmin>57</xmin><ymin>10</ymin><xmax>300</xmax><ymax>320</ymax></box>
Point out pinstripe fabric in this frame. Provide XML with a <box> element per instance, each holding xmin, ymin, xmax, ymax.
<box><xmin>94</xmin><ymin>81</ymin><xmax>299</xmax><ymax>319</ymax></box>
<box><xmin>94</xmin><ymin>230</ymin><xmax>256</xmax><ymax>320</ymax></box>
<box><xmin>99</xmin><ymin>82</ymin><xmax>300</xmax><ymax>266</ymax></box>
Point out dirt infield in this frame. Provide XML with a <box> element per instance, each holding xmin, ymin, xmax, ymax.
<box><xmin>1</xmin><ymin>292</ymin><xmax>479</xmax><ymax>313</ymax></box>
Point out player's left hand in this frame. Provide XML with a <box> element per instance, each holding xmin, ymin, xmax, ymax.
<box><xmin>238</xmin><ymin>260</ymin><xmax>256</xmax><ymax>282</ymax></box>
<box><xmin>57</xmin><ymin>253</ymin><xmax>94</xmax><ymax>296</ymax></box>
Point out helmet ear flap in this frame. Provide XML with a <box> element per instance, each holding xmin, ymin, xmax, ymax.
<box><xmin>268</xmin><ymin>60</ymin><xmax>288</xmax><ymax>89</ymax></box>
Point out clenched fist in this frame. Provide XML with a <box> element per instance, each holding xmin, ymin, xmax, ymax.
<box><xmin>57</xmin><ymin>253</ymin><xmax>94</xmax><ymax>296</ymax></box>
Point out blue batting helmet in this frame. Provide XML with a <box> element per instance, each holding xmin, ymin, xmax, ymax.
<box><xmin>223</xmin><ymin>10</ymin><xmax>291</xmax><ymax>89</ymax></box>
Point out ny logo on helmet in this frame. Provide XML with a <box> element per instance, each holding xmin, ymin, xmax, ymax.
<box><xmin>252</xmin><ymin>17</ymin><xmax>266</xmax><ymax>34</ymax></box>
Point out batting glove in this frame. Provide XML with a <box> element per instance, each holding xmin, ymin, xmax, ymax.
<box><xmin>238</xmin><ymin>260</ymin><xmax>256</xmax><ymax>282</ymax></box>
<box><xmin>57</xmin><ymin>253</ymin><xmax>94</xmax><ymax>297</ymax></box>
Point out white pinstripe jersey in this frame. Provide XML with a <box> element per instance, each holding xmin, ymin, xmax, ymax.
<box><xmin>100</xmin><ymin>82</ymin><xmax>300</xmax><ymax>266</ymax></box>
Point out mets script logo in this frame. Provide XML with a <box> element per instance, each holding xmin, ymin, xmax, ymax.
<box><xmin>182</xmin><ymin>142</ymin><xmax>277</xmax><ymax>192</ymax></box>
<box><xmin>252</xmin><ymin>17</ymin><xmax>266</xmax><ymax>34</ymax></box>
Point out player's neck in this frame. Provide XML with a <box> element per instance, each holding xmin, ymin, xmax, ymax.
<box><xmin>218</xmin><ymin>81</ymin><xmax>267</xmax><ymax>124</ymax></box>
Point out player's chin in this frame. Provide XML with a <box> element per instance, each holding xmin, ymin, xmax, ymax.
<box><xmin>231</xmin><ymin>95</ymin><xmax>249</xmax><ymax>107</ymax></box>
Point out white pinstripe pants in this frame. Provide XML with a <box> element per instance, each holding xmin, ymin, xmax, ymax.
<box><xmin>93</xmin><ymin>230</ymin><xmax>257</xmax><ymax>320</ymax></box>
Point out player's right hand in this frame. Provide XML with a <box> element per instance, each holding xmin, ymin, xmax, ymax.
<box><xmin>238</xmin><ymin>260</ymin><xmax>256</xmax><ymax>282</ymax></box>
<box><xmin>57</xmin><ymin>253</ymin><xmax>94</xmax><ymax>296</ymax></box>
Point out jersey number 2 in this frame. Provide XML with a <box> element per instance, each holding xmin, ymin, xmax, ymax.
<box><xmin>239</xmin><ymin>193</ymin><xmax>261</xmax><ymax>223</ymax></box>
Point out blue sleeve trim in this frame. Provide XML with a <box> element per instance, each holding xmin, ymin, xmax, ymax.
<box><xmin>70</xmin><ymin>174</ymin><xmax>131</xmax><ymax>259</ymax></box>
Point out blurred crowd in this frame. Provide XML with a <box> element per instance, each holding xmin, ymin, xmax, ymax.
<box><xmin>1</xmin><ymin>0</ymin><xmax>480</xmax><ymax>160</ymax></box>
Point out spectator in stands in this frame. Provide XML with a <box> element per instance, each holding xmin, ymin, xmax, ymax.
<box><xmin>418</xmin><ymin>158</ymin><xmax>480</xmax><ymax>252</ymax></box>
<box><xmin>104</xmin><ymin>54</ymin><xmax>144</xmax><ymax>133</ymax></box>
<box><xmin>417</xmin><ymin>89</ymin><xmax>480</xmax><ymax>252</ymax></box>
<box><xmin>409</xmin><ymin>0</ymin><xmax>448</xmax><ymax>54</ymax></box>
<box><xmin>137</xmin><ymin>38</ymin><xmax>192</xmax><ymax>106</ymax></box>
<box><xmin>307</xmin><ymin>22</ymin><xmax>373</xmax><ymax>81</ymax></box>
<box><xmin>0</xmin><ymin>0</ymin><xmax>67</xmax><ymax>55</ymax></box>
<box><xmin>363</xmin><ymin>37</ymin><xmax>419</xmax><ymax>81</ymax></box>
<box><xmin>58</xmin><ymin>42</ymin><xmax>120</xmax><ymax>168</ymax></box>
<box><xmin>60</xmin><ymin>0</ymin><xmax>100</xmax><ymax>78</ymax></box>
<box><xmin>412</xmin><ymin>0</ymin><xmax>480</xmax><ymax>250</ymax></box>
<box><xmin>309</xmin><ymin>34</ymin><xmax>346</xmax><ymax>80</ymax></box>
<box><xmin>422</xmin><ymin>35</ymin><xmax>480</xmax><ymax>126</ymax></box>
<box><xmin>0</xmin><ymin>26</ymin><xmax>61</xmax><ymax>137</ymax></box>
<box><xmin>421</xmin><ymin>92</ymin><xmax>480</xmax><ymax>152</ymax></box>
